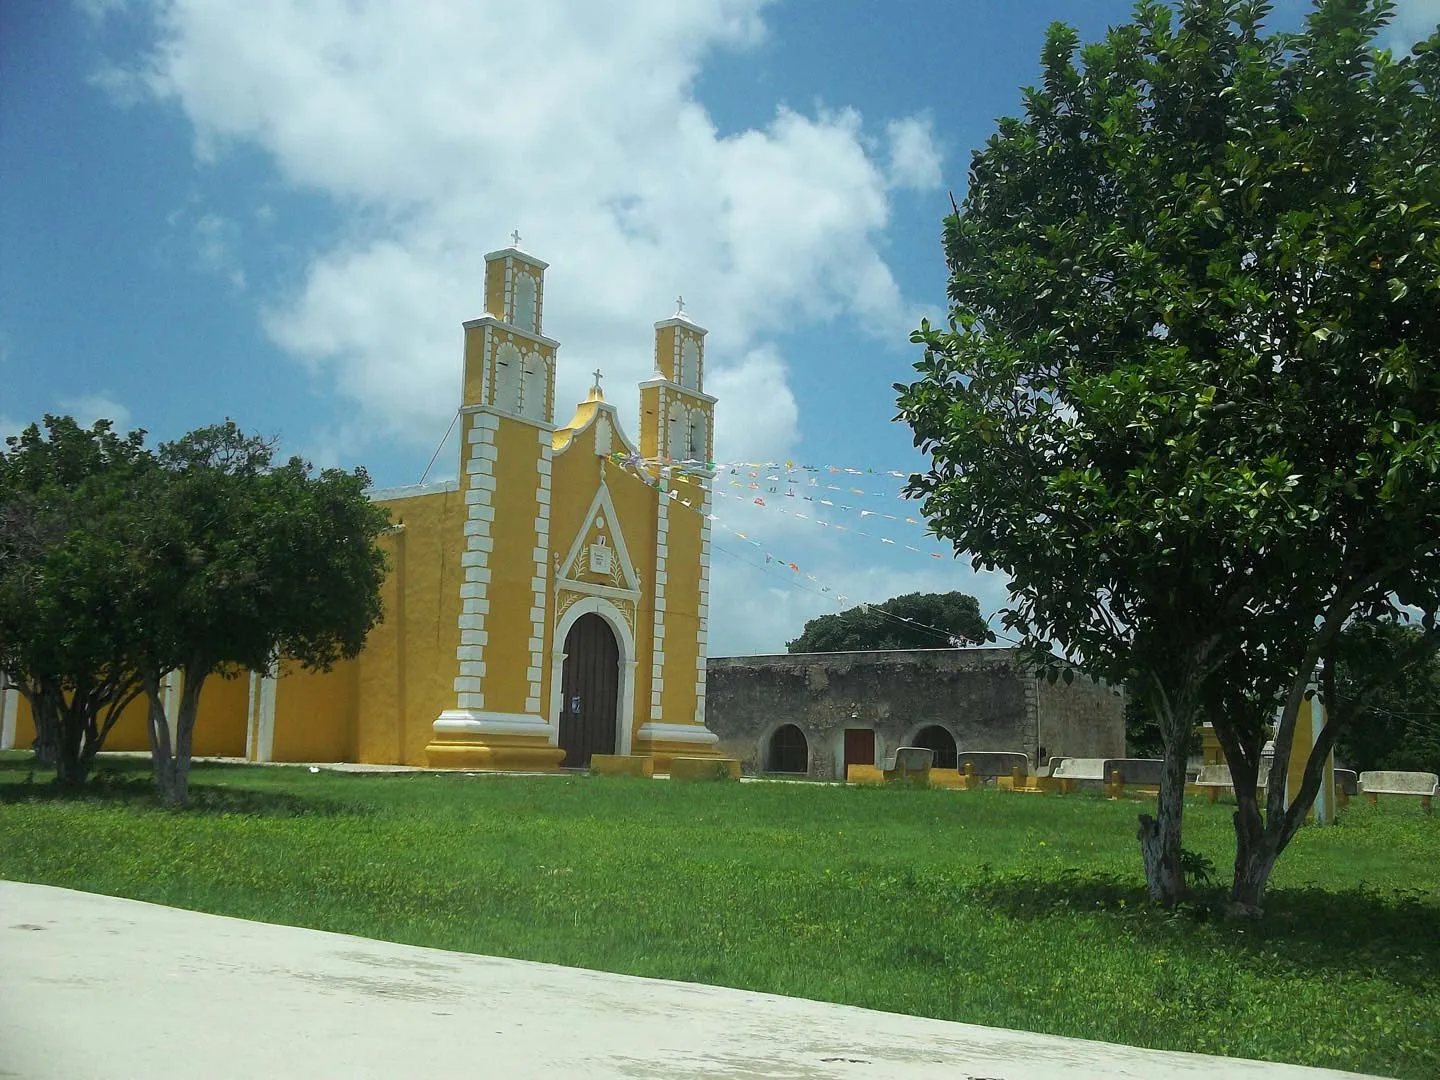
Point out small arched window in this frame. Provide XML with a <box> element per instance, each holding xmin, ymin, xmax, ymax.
<box><xmin>679</xmin><ymin>337</ymin><xmax>700</xmax><ymax>390</ymax></box>
<box><xmin>767</xmin><ymin>724</ymin><xmax>808</xmax><ymax>774</ymax></box>
<box><xmin>686</xmin><ymin>410</ymin><xmax>708</xmax><ymax>463</ymax></box>
<box><xmin>514</xmin><ymin>273</ymin><xmax>537</xmax><ymax>333</ymax></box>
<box><xmin>520</xmin><ymin>352</ymin><xmax>547</xmax><ymax>422</ymax></box>
<box><xmin>493</xmin><ymin>342</ymin><xmax>522</xmax><ymax>413</ymax></box>
<box><xmin>667</xmin><ymin>401</ymin><xmax>686</xmax><ymax>460</ymax></box>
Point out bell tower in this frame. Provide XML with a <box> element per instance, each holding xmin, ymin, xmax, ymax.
<box><xmin>639</xmin><ymin>297</ymin><xmax>716</xmax><ymax>466</ymax></box>
<box><xmin>430</xmin><ymin>233</ymin><xmax>565</xmax><ymax>771</ymax></box>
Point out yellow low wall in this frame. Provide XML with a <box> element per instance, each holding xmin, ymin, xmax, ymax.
<box><xmin>669</xmin><ymin>756</ymin><xmax>740</xmax><ymax>781</ymax></box>
<box><xmin>590</xmin><ymin>754</ymin><xmax>654</xmax><ymax>778</ymax></box>
<box><xmin>846</xmin><ymin>764</ymin><xmax>886</xmax><ymax>785</ymax></box>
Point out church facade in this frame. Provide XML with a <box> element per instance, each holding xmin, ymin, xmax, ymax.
<box><xmin>0</xmin><ymin>241</ymin><xmax>723</xmax><ymax>771</ymax></box>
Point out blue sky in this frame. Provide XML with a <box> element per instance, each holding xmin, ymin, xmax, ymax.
<box><xmin>3</xmin><ymin>0</ymin><xmax>1437</xmax><ymax>655</ymax></box>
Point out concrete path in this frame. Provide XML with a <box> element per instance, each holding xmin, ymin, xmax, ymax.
<box><xmin>0</xmin><ymin>881</ymin><xmax>1376</xmax><ymax>1080</ymax></box>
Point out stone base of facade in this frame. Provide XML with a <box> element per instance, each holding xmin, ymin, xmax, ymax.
<box><xmin>635</xmin><ymin>722</ymin><xmax>723</xmax><ymax>774</ymax></box>
<box><xmin>426</xmin><ymin>710</ymin><xmax>566</xmax><ymax>772</ymax></box>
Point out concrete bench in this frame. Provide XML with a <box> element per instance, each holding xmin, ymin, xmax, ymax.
<box><xmin>1051</xmin><ymin>757</ymin><xmax>1163</xmax><ymax>798</ymax></box>
<box><xmin>883</xmin><ymin>746</ymin><xmax>933</xmax><ymax>785</ymax></box>
<box><xmin>589</xmin><ymin>754</ymin><xmax>654</xmax><ymax>779</ymax></box>
<box><xmin>1192</xmin><ymin>763</ymin><xmax>1232</xmax><ymax>803</ymax></box>
<box><xmin>1334</xmin><ymin>769</ymin><xmax>1358</xmax><ymax>804</ymax></box>
<box><xmin>669</xmin><ymin>756</ymin><xmax>741</xmax><ymax>782</ymax></box>
<box><xmin>1359</xmin><ymin>771</ymin><xmax>1437</xmax><ymax>814</ymax></box>
<box><xmin>954</xmin><ymin>751</ymin><xmax>1031</xmax><ymax>780</ymax></box>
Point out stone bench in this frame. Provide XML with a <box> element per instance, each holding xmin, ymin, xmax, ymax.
<box><xmin>954</xmin><ymin>751</ymin><xmax>1031</xmax><ymax>780</ymax></box>
<box><xmin>1051</xmin><ymin>757</ymin><xmax>1163</xmax><ymax>798</ymax></box>
<box><xmin>883</xmin><ymin>746</ymin><xmax>933</xmax><ymax>785</ymax></box>
<box><xmin>589</xmin><ymin>754</ymin><xmax>654</xmax><ymax>779</ymax></box>
<box><xmin>1359</xmin><ymin>771</ymin><xmax>1437</xmax><ymax>814</ymax></box>
<box><xmin>669</xmin><ymin>756</ymin><xmax>741</xmax><ymax>782</ymax></box>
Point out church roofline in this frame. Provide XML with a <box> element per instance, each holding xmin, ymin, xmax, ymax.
<box><xmin>483</xmin><ymin>246</ymin><xmax>550</xmax><ymax>270</ymax></box>
<box><xmin>653</xmin><ymin>315</ymin><xmax>708</xmax><ymax>335</ymax></box>
<box><xmin>638</xmin><ymin>376</ymin><xmax>717</xmax><ymax>404</ymax></box>
<box><xmin>368</xmin><ymin>479</ymin><xmax>460</xmax><ymax>503</ymax></box>
<box><xmin>462</xmin><ymin>315</ymin><xmax>562</xmax><ymax>349</ymax></box>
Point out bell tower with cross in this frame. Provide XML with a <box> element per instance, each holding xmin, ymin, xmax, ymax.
<box><xmin>639</xmin><ymin>295</ymin><xmax>716</xmax><ymax>466</ymax></box>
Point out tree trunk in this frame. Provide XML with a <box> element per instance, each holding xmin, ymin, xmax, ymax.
<box><xmin>166</xmin><ymin>670</ymin><xmax>205</xmax><ymax>808</ymax></box>
<box><xmin>1229</xmin><ymin>805</ymin><xmax>1279</xmax><ymax>916</ymax></box>
<box><xmin>143</xmin><ymin>676</ymin><xmax>176</xmax><ymax>800</ymax></box>
<box><xmin>1136</xmin><ymin>686</ymin><xmax>1191</xmax><ymax>907</ymax></box>
<box><xmin>28</xmin><ymin>685</ymin><xmax>57</xmax><ymax>768</ymax></box>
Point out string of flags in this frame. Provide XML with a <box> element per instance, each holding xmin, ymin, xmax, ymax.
<box><xmin>612</xmin><ymin>453</ymin><xmax>923</xmax><ymax>502</ymax></box>
<box><xmin>608</xmin><ymin>456</ymin><xmax>952</xmax><ymax>608</ymax></box>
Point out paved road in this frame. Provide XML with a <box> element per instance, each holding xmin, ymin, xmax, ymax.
<box><xmin>0</xmin><ymin>881</ymin><xmax>1377</xmax><ymax>1079</ymax></box>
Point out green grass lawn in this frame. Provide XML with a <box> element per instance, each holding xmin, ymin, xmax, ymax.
<box><xmin>1</xmin><ymin>754</ymin><xmax>1436</xmax><ymax>1078</ymax></box>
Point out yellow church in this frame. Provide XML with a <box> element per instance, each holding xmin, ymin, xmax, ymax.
<box><xmin>0</xmin><ymin>240</ymin><xmax>724</xmax><ymax>772</ymax></box>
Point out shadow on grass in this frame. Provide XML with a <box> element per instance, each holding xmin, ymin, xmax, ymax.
<box><xmin>0</xmin><ymin>763</ymin><xmax>369</xmax><ymax>819</ymax></box>
<box><xmin>969</xmin><ymin>866</ymin><xmax>1440</xmax><ymax>991</ymax></box>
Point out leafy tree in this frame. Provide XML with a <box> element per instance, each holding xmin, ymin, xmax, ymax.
<box><xmin>1333</xmin><ymin>620</ymin><xmax>1440</xmax><ymax>774</ymax></box>
<box><xmin>895</xmin><ymin>0</ymin><xmax>1440</xmax><ymax>909</ymax></box>
<box><xmin>786</xmin><ymin>591</ymin><xmax>994</xmax><ymax>653</ymax></box>
<box><xmin>122</xmin><ymin>423</ymin><xmax>391</xmax><ymax>805</ymax></box>
<box><xmin>0</xmin><ymin>418</ymin><xmax>149</xmax><ymax>785</ymax></box>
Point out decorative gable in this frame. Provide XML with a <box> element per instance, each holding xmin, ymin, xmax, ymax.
<box><xmin>557</xmin><ymin>479</ymin><xmax>641</xmax><ymax>600</ymax></box>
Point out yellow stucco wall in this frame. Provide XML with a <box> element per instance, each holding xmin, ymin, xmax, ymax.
<box><xmin>190</xmin><ymin>673</ymin><xmax>249</xmax><ymax>758</ymax></box>
<box><xmin>270</xmin><ymin>658</ymin><xmax>358</xmax><ymax>763</ymax></box>
<box><xmin>483</xmin><ymin>415</ymin><xmax>547</xmax><ymax>717</ymax></box>
<box><xmin>356</xmin><ymin>487</ymin><xmax>465</xmax><ymax>765</ymax></box>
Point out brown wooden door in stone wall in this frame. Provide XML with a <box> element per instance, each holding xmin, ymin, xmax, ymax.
<box><xmin>559</xmin><ymin>613</ymin><xmax>620</xmax><ymax>768</ymax></box>
<box><xmin>844</xmin><ymin>728</ymin><xmax>875</xmax><ymax>773</ymax></box>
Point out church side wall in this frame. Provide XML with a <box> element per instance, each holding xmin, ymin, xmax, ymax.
<box><xmin>360</xmin><ymin>487</ymin><xmax>464</xmax><ymax>765</ymax></box>
<box><xmin>270</xmin><ymin>659</ymin><xmax>358</xmax><ymax>763</ymax></box>
<box><xmin>189</xmin><ymin>672</ymin><xmax>250</xmax><ymax>758</ymax></box>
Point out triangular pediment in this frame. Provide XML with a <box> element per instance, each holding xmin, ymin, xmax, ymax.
<box><xmin>558</xmin><ymin>479</ymin><xmax>641</xmax><ymax>598</ymax></box>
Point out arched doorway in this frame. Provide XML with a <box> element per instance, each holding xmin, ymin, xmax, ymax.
<box><xmin>767</xmin><ymin>724</ymin><xmax>808</xmax><ymax>774</ymax></box>
<box><xmin>912</xmin><ymin>725</ymin><xmax>957</xmax><ymax>770</ymax></box>
<box><xmin>559</xmin><ymin>613</ymin><xmax>620</xmax><ymax>768</ymax></box>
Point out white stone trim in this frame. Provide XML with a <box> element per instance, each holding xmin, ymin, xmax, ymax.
<box><xmin>246</xmin><ymin>670</ymin><xmax>277</xmax><ymax>763</ymax></box>
<box><xmin>548</xmin><ymin>595</ymin><xmax>637</xmax><ymax>756</ymax></box>
<box><xmin>649</xmin><ymin>490</ymin><xmax>670</xmax><ymax>721</ymax></box>
<box><xmin>636</xmin><ymin>376</ymin><xmax>718</xmax><ymax>406</ymax></box>
<box><xmin>556</xmin><ymin>478</ymin><xmax>643</xmax><ymax>594</ymax></box>
<box><xmin>450</xmin><ymin>413</ymin><xmax>501</xmax><ymax>712</ymax></box>
<box><xmin>694</xmin><ymin>481</ymin><xmax>713</xmax><ymax>726</ymax></box>
<box><xmin>636</xmin><ymin>721</ymin><xmax>720</xmax><ymax>746</ymax></box>
<box><xmin>435</xmin><ymin>710</ymin><xmax>549</xmax><ymax>738</ymax></box>
<box><xmin>460</xmin><ymin>315</ymin><xmax>560</xmax><ymax>350</ymax></box>
<box><xmin>1</xmin><ymin>673</ymin><xmax>18</xmax><ymax>751</ymax></box>
<box><xmin>529</xmin><ymin>443</ymin><xmax>553</xmax><ymax>709</ymax></box>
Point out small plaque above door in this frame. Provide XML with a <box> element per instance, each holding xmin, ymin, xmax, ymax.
<box><xmin>588</xmin><ymin>543</ymin><xmax>613</xmax><ymax>575</ymax></box>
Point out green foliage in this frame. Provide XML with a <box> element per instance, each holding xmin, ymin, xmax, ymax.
<box><xmin>895</xmin><ymin>0</ymin><xmax>1440</xmax><ymax>906</ymax></box>
<box><xmin>1334</xmin><ymin>619</ymin><xmax>1440</xmax><ymax>774</ymax></box>
<box><xmin>0</xmin><ymin>417</ymin><xmax>152</xmax><ymax>784</ymax></box>
<box><xmin>786</xmin><ymin>590</ymin><xmax>993</xmax><ymax>652</ymax></box>
<box><xmin>1</xmin><ymin>415</ymin><xmax>390</xmax><ymax>804</ymax></box>
<box><xmin>2</xmin><ymin>756</ymin><xmax>1437</xmax><ymax>1079</ymax></box>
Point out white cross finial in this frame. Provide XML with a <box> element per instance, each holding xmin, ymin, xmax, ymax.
<box><xmin>591</xmin><ymin>368</ymin><xmax>604</xmax><ymax>393</ymax></box>
<box><xmin>675</xmin><ymin>295</ymin><xmax>686</xmax><ymax>318</ymax></box>
<box><xmin>510</xmin><ymin>229</ymin><xmax>522</xmax><ymax>248</ymax></box>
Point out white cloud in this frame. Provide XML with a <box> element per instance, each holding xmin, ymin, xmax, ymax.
<box><xmin>886</xmin><ymin>115</ymin><xmax>943</xmax><ymax>191</ymax></box>
<box><xmin>117</xmin><ymin>0</ymin><xmax>938</xmax><ymax>456</ymax></box>
<box><xmin>0</xmin><ymin>416</ymin><xmax>24</xmax><ymax>443</ymax></box>
<box><xmin>57</xmin><ymin>393</ymin><xmax>132</xmax><ymax>431</ymax></box>
<box><xmin>192</xmin><ymin>212</ymin><xmax>246</xmax><ymax>290</ymax></box>
<box><xmin>1388</xmin><ymin>1</ymin><xmax>1440</xmax><ymax>51</ymax></box>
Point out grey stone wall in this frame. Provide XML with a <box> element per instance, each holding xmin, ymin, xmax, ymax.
<box><xmin>704</xmin><ymin>648</ymin><xmax>1123</xmax><ymax>779</ymax></box>
<box><xmin>1035</xmin><ymin>669</ymin><xmax>1127</xmax><ymax>762</ymax></box>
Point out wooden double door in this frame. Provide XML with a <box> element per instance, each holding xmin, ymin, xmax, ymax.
<box><xmin>558</xmin><ymin>613</ymin><xmax>620</xmax><ymax>768</ymax></box>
